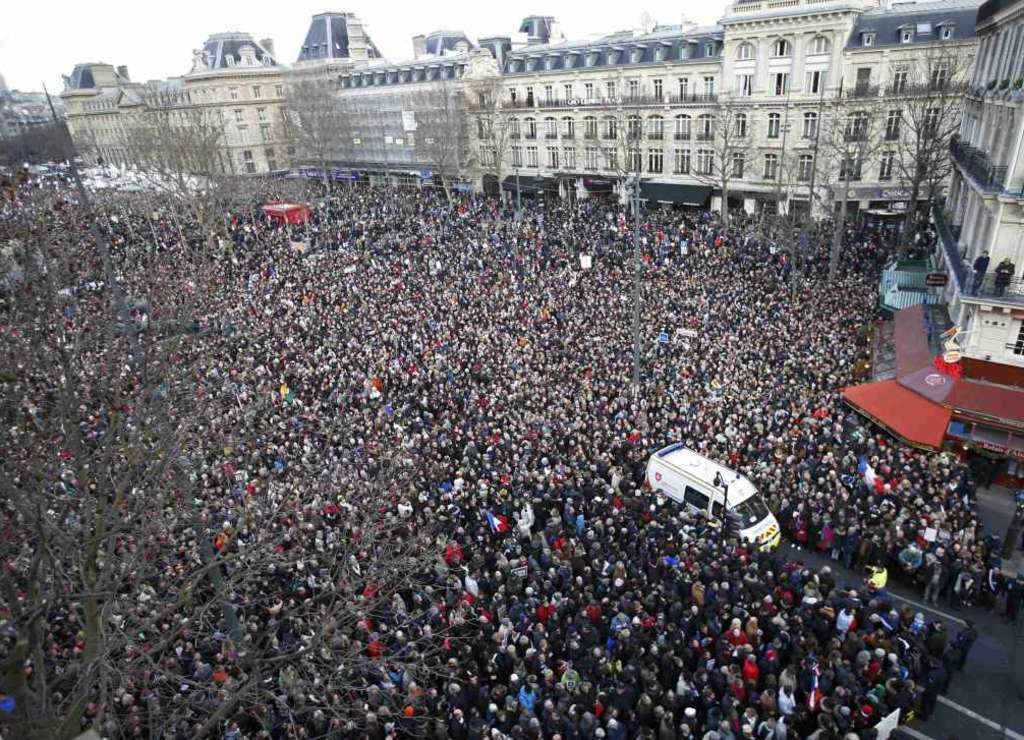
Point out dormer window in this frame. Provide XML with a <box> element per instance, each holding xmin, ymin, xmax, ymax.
<box><xmin>631</xmin><ymin>48</ymin><xmax>643</xmax><ymax>64</ymax></box>
<box><xmin>585</xmin><ymin>52</ymin><xmax>598</xmax><ymax>67</ymax></box>
<box><xmin>608</xmin><ymin>50</ymin><xmax>620</xmax><ymax>65</ymax></box>
<box><xmin>525</xmin><ymin>59</ymin><xmax>536</xmax><ymax>71</ymax></box>
<box><xmin>225</xmin><ymin>54</ymin><xmax>235</xmax><ymax>67</ymax></box>
<box><xmin>654</xmin><ymin>46</ymin><xmax>665</xmax><ymax>62</ymax></box>
<box><xmin>705</xmin><ymin>43</ymin><xmax>715</xmax><ymax>57</ymax></box>
<box><xmin>940</xmin><ymin>25</ymin><xmax>954</xmax><ymax>39</ymax></box>
<box><xmin>862</xmin><ymin>32</ymin><xmax>875</xmax><ymax>47</ymax></box>
<box><xmin>901</xmin><ymin>29</ymin><xmax>914</xmax><ymax>43</ymax></box>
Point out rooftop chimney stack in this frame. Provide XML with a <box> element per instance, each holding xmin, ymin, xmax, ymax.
<box><xmin>412</xmin><ymin>34</ymin><xmax>427</xmax><ymax>58</ymax></box>
<box><xmin>260</xmin><ymin>38</ymin><xmax>276</xmax><ymax>57</ymax></box>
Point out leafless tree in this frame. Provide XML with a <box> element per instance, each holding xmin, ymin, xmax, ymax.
<box><xmin>284</xmin><ymin>76</ymin><xmax>352</xmax><ymax>187</ymax></box>
<box><xmin>414</xmin><ymin>82</ymin><xmax>472</xmax><ymax>202</ymax></box>
<box><xmin>467</xmin><ymin>78</ymin><xmax>513</xmax><ymax>205</ymax></box>
<box><xmin>817</xmin><ymin>93</ymin><xmax>887</xmax><ymax>278</ymax></box>
<box><xmin>115</xmin><ymin>83</ymin><xmax>234</xmax><ymax>252</ymax></box>
<box><xmin>888</xmin><ymin>44</ymin><xmax>974</xmax><ymax>249</ymax></box>
<box><xmin>694</xmin><ymin>99</ymin><xmax>749</xmax><ymax>231</ymax></box>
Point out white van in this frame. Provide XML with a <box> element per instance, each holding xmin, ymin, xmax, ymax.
<box><xmin>646</xmin><ymin>443</ymin><xmax>781</xmax><ymax>551</ymax></box>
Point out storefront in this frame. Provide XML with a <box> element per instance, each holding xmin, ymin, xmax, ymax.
<box><xmin>639</xmin><ymin>181</ymin><xmax>713</xmax><ymax>208</ymax></box>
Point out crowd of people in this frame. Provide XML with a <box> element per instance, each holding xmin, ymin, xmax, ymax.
<box><xmin>1</xmin><ymin>177</ymin><xmax>1019</xmax><ymax>740</ymax></box>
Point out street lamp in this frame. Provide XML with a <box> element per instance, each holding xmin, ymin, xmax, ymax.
<box><xmin>713</xmin><ymin>471</ymin><xmax>738</xmax><ymax>553</ymax></box>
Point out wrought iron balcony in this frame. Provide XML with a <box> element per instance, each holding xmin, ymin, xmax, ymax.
<box><xmin>950</xmin><ymin>137</ymin><xmax>1008</xmax><ymax>191</ymax></box>
<box><xmin>849</xmin><ymin>84</ymin><xmax>880</xmax><ymax>98</ymax></box>
<box><xmin>933</xmin><ymin>205</ymin><xmax>1024</xmax><ymax>305</ymax></box>
<box><xmin>674</xmin><ymin>132</ymin><xmax>691</xmax><ymax>141</ymax></box>
<box><xmin>668</xmin><ymin>93</ymin><xmax>718</xmax><ymax>104</ymax></box>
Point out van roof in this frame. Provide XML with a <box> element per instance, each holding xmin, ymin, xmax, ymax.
<box><xmin>652</xmin><ymin>443</ymin><xmax>758</xmax><ymax>504</ymax></box>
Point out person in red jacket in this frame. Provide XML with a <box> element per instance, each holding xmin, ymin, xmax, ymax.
<box><xmin>742</xmin><ymin>654</ymin><xmax>760</xmax><ymax>686</ymax></box>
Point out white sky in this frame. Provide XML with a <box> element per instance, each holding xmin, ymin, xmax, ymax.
<box><xmin>0</xmin><ymin>0</ymin><xmax>731</xmax><ymax>93</ymax></box>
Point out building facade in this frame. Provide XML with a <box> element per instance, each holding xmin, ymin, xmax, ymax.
<box><xmin>938</xmin><ymin>0</ymin><xmax>1024</xmax><ymax>366</ymax></box>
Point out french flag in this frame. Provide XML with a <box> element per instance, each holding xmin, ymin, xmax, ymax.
<box><xmin>808</xmin><ymin>657</ymin><xmax>822</xmax><ymax>711</ymax></box>
<box><xmin>858</xmin><ymin>455</ymin><xmax>877</xmax><ymax>489</ymax></box>
<box><xmin>486</xmin><ymin>511</ymin><xmax>509</xmax><ymax>534</ymax></box>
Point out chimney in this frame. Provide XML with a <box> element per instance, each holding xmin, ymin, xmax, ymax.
<box><xmin>260</xmin><ymin>38</ymin><xmax>276</xmax><ymax>58</ymax></box>
<box><xmin>412</xmin><ymin>34</ymin><xmax>427</xmax><ymax>58</ymax></box>
<box><xmin>116</xmin><ymin>65</ymin><xmax>130</xmax><ymax>81</ymax></box>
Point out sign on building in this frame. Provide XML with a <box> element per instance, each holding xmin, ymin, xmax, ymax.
<box><xmin>401</xmin><ymin>110</ymin><xmax>418</xmax><ymax>132</ymax></box>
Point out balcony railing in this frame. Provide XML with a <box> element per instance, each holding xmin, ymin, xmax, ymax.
<box><xmin>545</xmin><ymin>133</ymin><xmax>558</xmax><ymax>139</ymax></box>
<box><xmin>930</xmin><ymin>206</ymin><xmax>1024</xmax><ymax>306</ymax></box>
<box><xmin>668</xmin><ymin>93</ymin><xmax>718</xmax><ymax>104</ymax></box>
<box><xmin>695</xmin><ymin>132</ymin><xmax>715</xmax><ymax>141</ymax></box>
<box><xmin>950</xmin><ymin>137</ymin><xmax>1008</xmax><ymax>191</ymax></box>
<box><xmin>674</xmin><ymin>132</ymin><xmax>692</xmax><ymax>141</ymax></box>
<box><xmin>648</xmin><ymin>132</ymin><xmax>664</xmax><ymax>140</ymax></box>
<box><xmin>848</xmin><ymin>84</ymin><xmax>880</xmax><ymax>98</ymax></box>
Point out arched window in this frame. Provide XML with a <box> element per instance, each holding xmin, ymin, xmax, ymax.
<box><xmin>627</xmin><ymin>114</ymin><xmax>643</xmax><ymax>139</ymax></box>
<box><xmin>767</xmin><ymin>112</ymin><xmax>781</xmax><ymax>139</ymax></box>
<box><xmin>544</xmin><ymin>117</ymin><xmax>558</xmax><ymax>138</ymax></box>
<box><xmin>561</xmin><ymin>116</ymin><xmax>575</xmax><ymax>138</ymax></box>
<box><xmin>674</xmin><ymin>114</ymin><xmax>691</xmax><ymax>140</ymax></box>
<box><xmin>737</xmin><ymin>42</ymin><xmax>756</xmax><ymax>60</ymax></box>
<box><xmin>802</xmin><ymin>112</ymin><xmax>818</xmax><ymax>139</ymax></box>
<box><xmin>602</xmin><ymin>116</ymin><xmax>618</xmax><ymax>140</ymax></box>
<box><xmin>584</xmin><ymin>116</ymin><xmax>598</xmax><ymax>139</ymax></box>
<box><xmin>772</xmin><ymin>38</ymin><xmax>791</xmax><ymax>57</ymax></box>
<box><xmin>697</xmin><ymin>114</ymin><xmax>714</xmax><ymax>140</ymax></box>
<box><xmin>810</xmin><ymin>35</ymin><xmax>830</xmax><ymax>54</ymax></box>
<box><xmin>648</xmin><ymin>115</ymin><xmax>664</xmax><ymax>140</ymax></box>
<box><xmin>524</xmin><ymin>117</ymin><xmax>537</xmax><ymax>138</ymax></box>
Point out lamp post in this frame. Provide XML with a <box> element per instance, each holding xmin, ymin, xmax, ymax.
<box><xmin>714</xmin><ymin>471</ymin><xmax>739</xmax><ymax>553</ymax></box>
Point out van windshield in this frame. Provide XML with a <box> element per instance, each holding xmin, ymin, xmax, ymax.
<box><xmin>731</xmin><ymin>495</ymin><xmax>770</xmax><ymax>528</ymax></box>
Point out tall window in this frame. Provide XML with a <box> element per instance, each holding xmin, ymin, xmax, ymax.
<box><xmin>924</xmin><ymin>108</ymin><xmax>940</xmax><ymax>136</ymax></box>
<box><xmin>584</xmin><ymin>116</ymin><xmax>598</xmax><ymax>139</ymax></box>
<box><xmin>773</xmin><ymin>39</ymin><xmax>792</xmax><ymax>57</ymax></box>
<box><xmin>510</xmin><ymin>119</ymin><xmax>521</xmax><ymax>139</ymax></box>
<box><xmin>252</xmin><ymin>85</ymin><xmax>262</xmax><ymax>98</ymax></box>
<box><xmin>544</xmin><ymin>84</ymin><xmax>554</xmax><ymax>103</ymax></box>
<box><xmin>678</xmin><ymin>78</ymin><xmax>690</xmax><ymax>99</ymax></box>
<box><xmin>674</xmin><ymin>148</ymin><xmax>691</xmax><ymax>174</ymax></box>
<box><xmin>628</xmin><ymin>80</ymin><xmax>640</xmax><ymax>99</ymax></box>
<box><xmin>930</xmin><ymin>64</ymin><xmax>950</xmax><ymax>89</ymax></box>
<box><xmin>606</xmin><ymin>81</ymin><xmax>616</xmax><ymax>99</ymax></box>
<box><xmin>675</xmin><ymin>114</ymin><xmax>691</xmax><ymax>140</ymax></box>
<box><xmin>802</xmin><ymin>112</ymin><xmax>818</xmax><ymax>139</ymax></box>
<box><xmin>525</xmin><ymin>117</ymin><xmax>537</xmax><ymax>139</ymax></box>
<box><xmin>736</xmin><ymin>74</ymin><xmax>754</xmax><ymax>96</ymax></box>
<box><xmin>734</xmin><ymin>113</ymin><xmax>747</xmax><ymax>138</ymax></box>
<box><xmin>545</xmin><ymin>117</ymin><xmax>558</xmax><ymax>139</ymax></box>
<box><xmin>274</xmin><ymin>84</ymin><xmax>284</xmax><ymax>97</ymax></box>
<box><xmin>547</xmin><ymin>146</ymin><xmax>559</xmax><ymax>168</ymax></box>
<box><xmin>763</xmin><ymin>153</ymin><xmax>779</xmax><ymax>179</ymax></box>
<box><xmin>879</xmin><ymin>151</ymin><xmax>895</xmax><ymax>180</ymax></box>
<box><xmin>628</xmin><ymin>148</ymin><xmax>642</xmax><ymax>172</ymax></box>
<box><xmin>603</xmin><ymin>116</ymin><xmax>617</xmax><ymax>140</ymax></box>
<box><xmin>564</xmin><ymin>146</ymin><xmax>576</xmax><ymax>169</ymax></box>
<box><xmin>512</xmin><ymin>145</ymin><xmax>523</xmax><ymax>167</ymax></box>
<box><xmin>885</xmin><ymin>109</ymin><xmax>901</xmax><ymax>140</ymax></box>
<box><xmin>526</xmin><ymin>146</ymin><xmax>538</xmax><ymax>167</ymax></box>
<box><xmin>585</xmin><ymin>146</ymin><xmax>599</xmax><ymax>169</ymax></box>
<box><xmin>242</xmin><ymin>150</ymin><xmax>255</xmax><ymax>174</ymax></box>
<box><xmin>603</xmin><ymin>147</ymin><xmax>618</xmax><ymax>170</ymax></box>
<box><xmin>846</xmin><ymin>113</ymin><xmax>869</xmax><ymax>141</ymax></box>
<box><xmin>839</xmin><ymin>156</ymin><xmax>862</xmax><ymax>180</ymax></box>
<box><xmin>648</xmin><ymin>149</ymin><xmax>664</xmax><ymax>173</ymax></box>
<box><xmin>564</xmin><ymin>83</ymin><xmax>573</xmax><ymax>100</ymax></box>
<box><xmin>806</xmin><ymin>69</ymin><xmax>826</xmax><ymax>95</ymax></box>
<box><xmin>810</xmin><ymin>36</ymin><xmax>830</xmax><ymax>54</ymax></box>
<box><xmin>648</xmin><ymin>116</ymin><xmax>664</xmax><ymax>140</ymax></box>
<box><xmin>628</xmin><ymin>115</ymin><xmax>643</xmax><ymax>139</ymax></box>
<box><xmin>737</xmin><ymin>41</ymin><xmax>755</xmax><ymax>60</ymax></box>
<box><xmin>562</xmin><ymin>117</ymin><xmax>575</xmax><ymax>138</ymax></box>
<box><xmin>731</xmin><ymin>152</ymin><xmax>745</xmax><ymax>178</ymax></box>
<box><xmin>584</xmin><ymin>82</ymin><xmax>595</xmax><ymax>100</ymax></box>
<box><xmin>767</xmin><ymin>113</ymin><xmax>781</xmax><ymax>139</ymax></box>
<box><xmin>229</xmin><ymin>87</ymin><xmax>239</xmax><ymax>100</ymax></box>
<box><xmin>696</xmin><ymin>149</ymin><xmax>714</xmax><ymax>175</ymax></box>
<box><xmin>653</xmin><ymin>79</ymin><xmax>664</xmax><ymax>100</ymax></box>
<box><xmin>797</xmin><ymin>154</ymin><xmax>814</xmax><ymax>181</ymax></box>
<box><xmin>697</xmin><ymin>114</ymin><xmax>713</xmax><ymax>140</ymax></box>
<box><xmin>891</xmin><ymin>67</ymin><xmax>908</xmax><ymax>93</ymax></box>
<box><xmin>772</xmin><ymin>73</ymin><xmax>789</xmax><ymax>96</ymax></box>
<box><xmin>703</xmin><ymin>76</ymin><xmax>716</xmax><ymax>96</ymax></box>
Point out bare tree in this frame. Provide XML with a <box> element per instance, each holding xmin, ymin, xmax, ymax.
<box><xmin>284</xmin><ymin>76</ymin><xmax>351</xmax><ymax>187</ymax></box>
<box><xmin>116</xmin><ymin>83</ymin><xmax>234</xmax><ymax>251</ymax></box>
<box><xmin>467</xmin><ymin>77</ymin><xmax>513</xmax><ymax>205</ymax></box>
<box><xmin>889</xmin><ymin>44</ymin><xmax>974</xmax><ymax>250</ymax></box>
<box><xmin>414</xmin><ymin>82</ymin><xmax>472</xmax><ymax>201</ymax></box>
<box><xmin>694</xmin><ymin>99</ymin><xmax>749</xmax><ymax>231</ymax></box>
<box><xmin>817</xmin><ymin>93</ymin><xmax>886</xmax><ymax>278</ymax></box>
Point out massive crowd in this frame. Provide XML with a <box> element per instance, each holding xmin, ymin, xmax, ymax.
<box><xmin>1</xmin><ymin>178</ymin><xmax>1021</xmax><ymax>740</ymax></box>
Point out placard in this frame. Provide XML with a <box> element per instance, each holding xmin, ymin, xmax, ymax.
<box><xmin>580</xmin><ymin>254</ymin><xmax>592</xmax><ymax>269</ymax></box>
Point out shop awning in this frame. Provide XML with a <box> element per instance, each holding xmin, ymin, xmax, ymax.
<box><xmin>502</xmin><ymin>175</ymin><xmax>554</xmax><ymax>194</ymax></box>
<box><xmin>640</xmin><ymin>182</ymin><xmax>712</xmax><ymax>206</ymax></box>
<box><xmin>842</xmin><ymin>379</ymin><xmax>951</xmax><ymax>450</ymax></box>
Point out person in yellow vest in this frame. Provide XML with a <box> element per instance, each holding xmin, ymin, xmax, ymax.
<box><xmin>867</xmin><ymin>564</ymin><xmax>888</xmax><ymax>593</ymax></box>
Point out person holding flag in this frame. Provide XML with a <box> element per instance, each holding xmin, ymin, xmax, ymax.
<box><xmin>486</xmin><ymin>510</ymin><xmax>509</xmax><ymax>534</ymax></box>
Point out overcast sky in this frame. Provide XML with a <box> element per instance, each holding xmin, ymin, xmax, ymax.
<box><xmin>0</xmin><ymin>0</ymin><xmax>731</xmax><ymax>93</ymax></box>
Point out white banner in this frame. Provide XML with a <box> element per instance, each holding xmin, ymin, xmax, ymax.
<box><xmin>401</xmin><ymin>111</ymin><xmax>418</xmax><ymax>132</ymax></box>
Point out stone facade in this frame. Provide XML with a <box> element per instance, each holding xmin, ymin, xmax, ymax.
<box><xmin>939</xmin><ymin>0</ymin><xmax>1024</xmax><ymax>367</ymax></box>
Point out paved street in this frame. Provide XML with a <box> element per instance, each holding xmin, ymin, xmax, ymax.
<box><xmin>778</xmin><ymin>537</ymin><xmax>1024</xmax><ymax>740</ymax></box>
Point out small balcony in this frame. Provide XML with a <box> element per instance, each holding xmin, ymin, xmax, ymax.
<box><xmin>674</xmin><ymin>132</ymin><xmax>691</xmax><ymax>141</ymax></box>
<box><xmin>545</xmin><ymin>133</ymin><xmax>558</xmax><ymax>140</ymax></box>
<box><xmin>934</xmin><ymin>205</ymin><xmax>1024</xmax><ymax>305</ymax></box>
<box><xmin>648</xmin><ymin>132</ymin><xmax>664</xmax><ymax>141</ymax></box>
<box><xmin>668</xmin><ymin>93</ymin><xmax>718</xmax><ymax>104</ymax></box>
<box><xmin>950</xmin><ymin>137</ymin><xmax>1008</xmax><ymax>192</ymax></box>
<box><xmin>695</xmin><ymin>132</ymin><xmax>715</xmax><ymax>142</ymax></box>
<box><xmin>848</xmin><ymin>84</ymin><xmax>880</xmax><ymax>99</ymax></box>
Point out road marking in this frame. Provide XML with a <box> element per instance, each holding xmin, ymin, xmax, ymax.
<box><xmin>896</xmin><ymin>726</ymin><xmax>935</xmax><ymax>740</ymax></box>
<box><xmin>884</xmin><ymin>592</ymin><xmax>967</xmax><ymax>626</ymax></box>
<box><xmin>937</xmin><ymin>695</ymin><xmax>1024</xmax><ymax>740</ymax></box>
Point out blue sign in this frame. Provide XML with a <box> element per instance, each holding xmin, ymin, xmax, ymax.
<box><xmin>657</xmin><ymin>332</ymin><xmax>670</xmax><ymax>344</ymax></box>
<box><xmin>420</xmin><ymin>169</ymin><xmax>433</xmax><ymax>180</ymax></box>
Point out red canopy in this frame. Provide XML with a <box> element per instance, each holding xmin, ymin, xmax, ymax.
<box><xmin>842</xmin><ymin>379</ymin><xmax>951</xmax><ymax>450</ymax></box>
<box><xmin>262</xmin><ymin>203</ymin><xmax>310</xmax><ymax>225</ymax></box>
